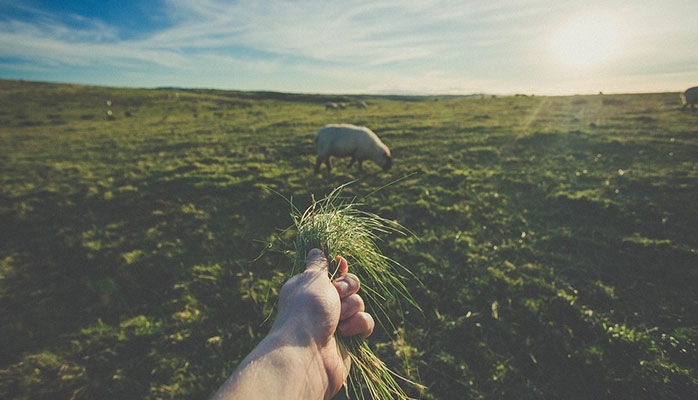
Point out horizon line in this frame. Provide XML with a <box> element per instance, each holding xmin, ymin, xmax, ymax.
<box><xmin>2</xmin><ymin>78</ymin><xmax>685</xmax><ymax>98</ymax></box>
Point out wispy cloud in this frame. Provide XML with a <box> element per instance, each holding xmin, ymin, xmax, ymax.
<box><xmin>2</xmin><ymin>1</ymin><xmax>550</xmax><ymax>65</ymax></box>
<box><xmin>1</xmin><ymin>0</ymin><xmax>697</xmax><ymax>93</ymax></box>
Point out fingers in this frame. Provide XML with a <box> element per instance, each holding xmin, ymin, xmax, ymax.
<box><xmin>314</xmin><ymin>251</ymin><xmax>374</xmax><ymax>339</ymax></box>
<box><xmin>336</xmin><ymin>272</ymin><xmax>373</xmax><ymax>339</ymax></box>
<box><xmin>340</xmin><ymin>293</ymin><xmax>364</xmax><ymax>320</ymax></box>
<box><xmin>335</xmin><ymin>255</ymin><xmax>348</xmax><ymax>276</ymax></box>
<box><xmin>333</xmin><ymin>273</ymin><xmax>360</xmax><ymax>299</ymax></box>
<box><xmin>338</xmin><ymin>312</ymin><xmax>375</xmax><ymax>339</ymax></box>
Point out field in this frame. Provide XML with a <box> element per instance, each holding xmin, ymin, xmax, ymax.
<box><xmin>1</xmin><ymin>79</ymin><xmax>697</xmax><ymax>399</ymax></box>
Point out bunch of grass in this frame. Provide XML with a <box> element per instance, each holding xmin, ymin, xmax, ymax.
<box><xmin>285</xmin><ymin>183</ymin><xmax>423</xmax><ymax>399</ymax></box>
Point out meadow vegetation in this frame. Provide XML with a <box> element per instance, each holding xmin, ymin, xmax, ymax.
<box><xmin>1</xmin><ymin>79</ymin><xmax>697</xmax><ymax>399</ymax></box>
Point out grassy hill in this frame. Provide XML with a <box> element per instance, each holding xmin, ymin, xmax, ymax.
<box><xmin>1</xmin><ymin>80</ymin><xmax>697</xmax><ymax>399</ymax></box>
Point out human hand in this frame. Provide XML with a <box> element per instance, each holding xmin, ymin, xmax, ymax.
<box><xmin>271</xmin><ymin>248</ymin><xmax>375</xmax><ymax>398</ymax></box>
<box><xmin>212</xmin><ymin>249</ymin><xmax>376</xmax><ymax>400</ymax></box>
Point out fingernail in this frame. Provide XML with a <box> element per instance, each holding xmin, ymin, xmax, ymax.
<box><xmin>307</xmin><ymin>248</ymin><xmax>325</xmax><ymax>261</ymax></box>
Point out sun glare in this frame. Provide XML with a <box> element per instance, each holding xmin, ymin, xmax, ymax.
<box><xmin>552</xmin><ymin>13</ymin><xmax>622</xmax><ymax>68</ymax></box>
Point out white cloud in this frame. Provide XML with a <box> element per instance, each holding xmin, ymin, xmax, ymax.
<box><xmin>1</xmin><ymin>0</ymin><xmax>697</xmax><ymax>93</ymax></box>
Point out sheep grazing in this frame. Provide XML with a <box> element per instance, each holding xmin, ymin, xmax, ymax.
<box><xmin>325</xmin><ymin>102</ymin><xmax>339</xmax><ymax>110</ymax></box>
<box><xmin>355</xmin><ymin>100</ymin><xmax>368</xmax><ymax>108</ymax></box>
<box><xmin>315</xmin><ymin>124</ymin><xmax>392</xmax><ymax>173</ymax></box>
<box><xmin>680</xmin><ymin>86</ymin><xmax>698</xmax><ymax>109</ymax></box>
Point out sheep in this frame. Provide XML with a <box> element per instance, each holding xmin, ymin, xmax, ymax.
<box><xmin>315</xmin><ymin>124</ymin><xmax>392</xmax><ymax>173</ymax></box>
<box><xmin>355</xmin><ymin>100</ymin><xmax>367</xmax><ymax>108</ymax></box>
<box><xmin>325</xmin><ymin>102</ymin><xmax>339</xmax><ymax>110</ymax></box>
<box><xmin>680</xmin><ymin>86</ymin><xmax>698</xmax><ymax>109</ymax></box>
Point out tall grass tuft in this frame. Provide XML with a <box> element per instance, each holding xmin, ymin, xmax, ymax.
<box><xmin>284</xmin><ymin>182</ymin><xmax>424</xmax><ymax>399</ymax></box>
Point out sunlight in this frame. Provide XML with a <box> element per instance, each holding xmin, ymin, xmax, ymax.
<box><xmin>551</xmin><ymin>13</ymin><xmax>622</xmax><ymax>68</ymax></box>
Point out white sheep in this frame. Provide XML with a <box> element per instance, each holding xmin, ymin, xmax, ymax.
<box><xmin>680</xmin><ymin>86</ymin><xmax>698</xmax><ymax>109</ymax></box>
<box><xmin>325</xmin><ymin>102</ymin><xmax>339</xmax><ymax>110</ymax></box>
<box><xmin>355</xmin><ymin>100</ymin><xmax>367</xmax><ymax>108</ymax></box>
<box><xmin>315</xmin><ymin>124</ymin><xmax>392</xmax><ymax>173</ymax></box>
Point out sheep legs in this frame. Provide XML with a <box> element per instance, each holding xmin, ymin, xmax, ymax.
<box><xmin>315</xmin><ymin>157</ymin><xmax>331</xmax><ymax>173</ymax></box>
<box><xmin>315</xmin><ymin>156</ymin><xmax>363</xmax><ymax>173</ymax></box>
<box><xmin>347</xmin><ymin>157</ymin><xmax>363</xmax><ymax>171</ymax></box>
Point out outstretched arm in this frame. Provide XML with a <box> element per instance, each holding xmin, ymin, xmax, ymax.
<box><xmin>211</xmin><ymin>249</ymin><xmax>374</xmax><ymax>400</ymax></box>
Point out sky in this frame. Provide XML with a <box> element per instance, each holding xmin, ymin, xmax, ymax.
<box><xmin>1</xmin><ymin>0</ymin><xmax>697</xmax><ymax>95</ymax></box>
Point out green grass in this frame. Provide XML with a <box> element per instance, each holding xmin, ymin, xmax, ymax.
<box><xmin>1</xmin><ymin>80</ymin><xmax>697</xmax><ymax>399</ymax></box>
<box><xmin>279</xmin><ymin>183</ymin><xmax>422</xmax><ymax>399</ymax></box>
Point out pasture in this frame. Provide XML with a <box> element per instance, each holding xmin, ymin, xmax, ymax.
<box><xmin>1</xmin><ymin>79</ymin><xmax>697</xmax><ymax>399</ymax></box>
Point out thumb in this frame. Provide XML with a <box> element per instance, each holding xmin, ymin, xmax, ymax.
<box><xmin>305</xmin><ymin>248</ymin><xmax>329</xmax><ymax>274</ymax></box>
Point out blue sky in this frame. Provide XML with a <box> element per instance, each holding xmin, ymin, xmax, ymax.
<box><xmin>1</xmin><ymin>0</ymin><xmax>697</xmax><ymax>95</ymax></box>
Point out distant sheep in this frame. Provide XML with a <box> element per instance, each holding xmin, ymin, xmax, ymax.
<box><xmin>325</xmin><ymin>102</ymin><xmax>339</xmax><ymax>110</ymax></box>
<box><xmin>680</xmin><ymin>86</ymin><xmax>698</xmax><ymax>109</ymax></box>
<box><xmin>355</xmin><ymin>100</ymin><xmax>367</xmax><ymax>108</ymax></box>
<box><xmin>315</xmin><ymin>124</ymin><xmax>392</xmax><ymax>173</ymax></box>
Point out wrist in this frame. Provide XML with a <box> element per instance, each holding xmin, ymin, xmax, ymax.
<box><xmin>261</xmin><ymin>329</ymin><xmax>330</xmax><ymax>398</ymax></box>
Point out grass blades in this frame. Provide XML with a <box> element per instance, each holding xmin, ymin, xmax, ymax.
<box><xmin>286</xmin><ymin>182</ymin><xmax>423</xmax><ymax>399</ymax></box>
<box><xmin>4</xmin><ymin>81</ymin><xmax>697</xmax><ymax>399</ymax></box>
<box><xmin>342</xmin><ymin>337</ymin><xmax>426</xmax><ymax>400</ymax></box>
